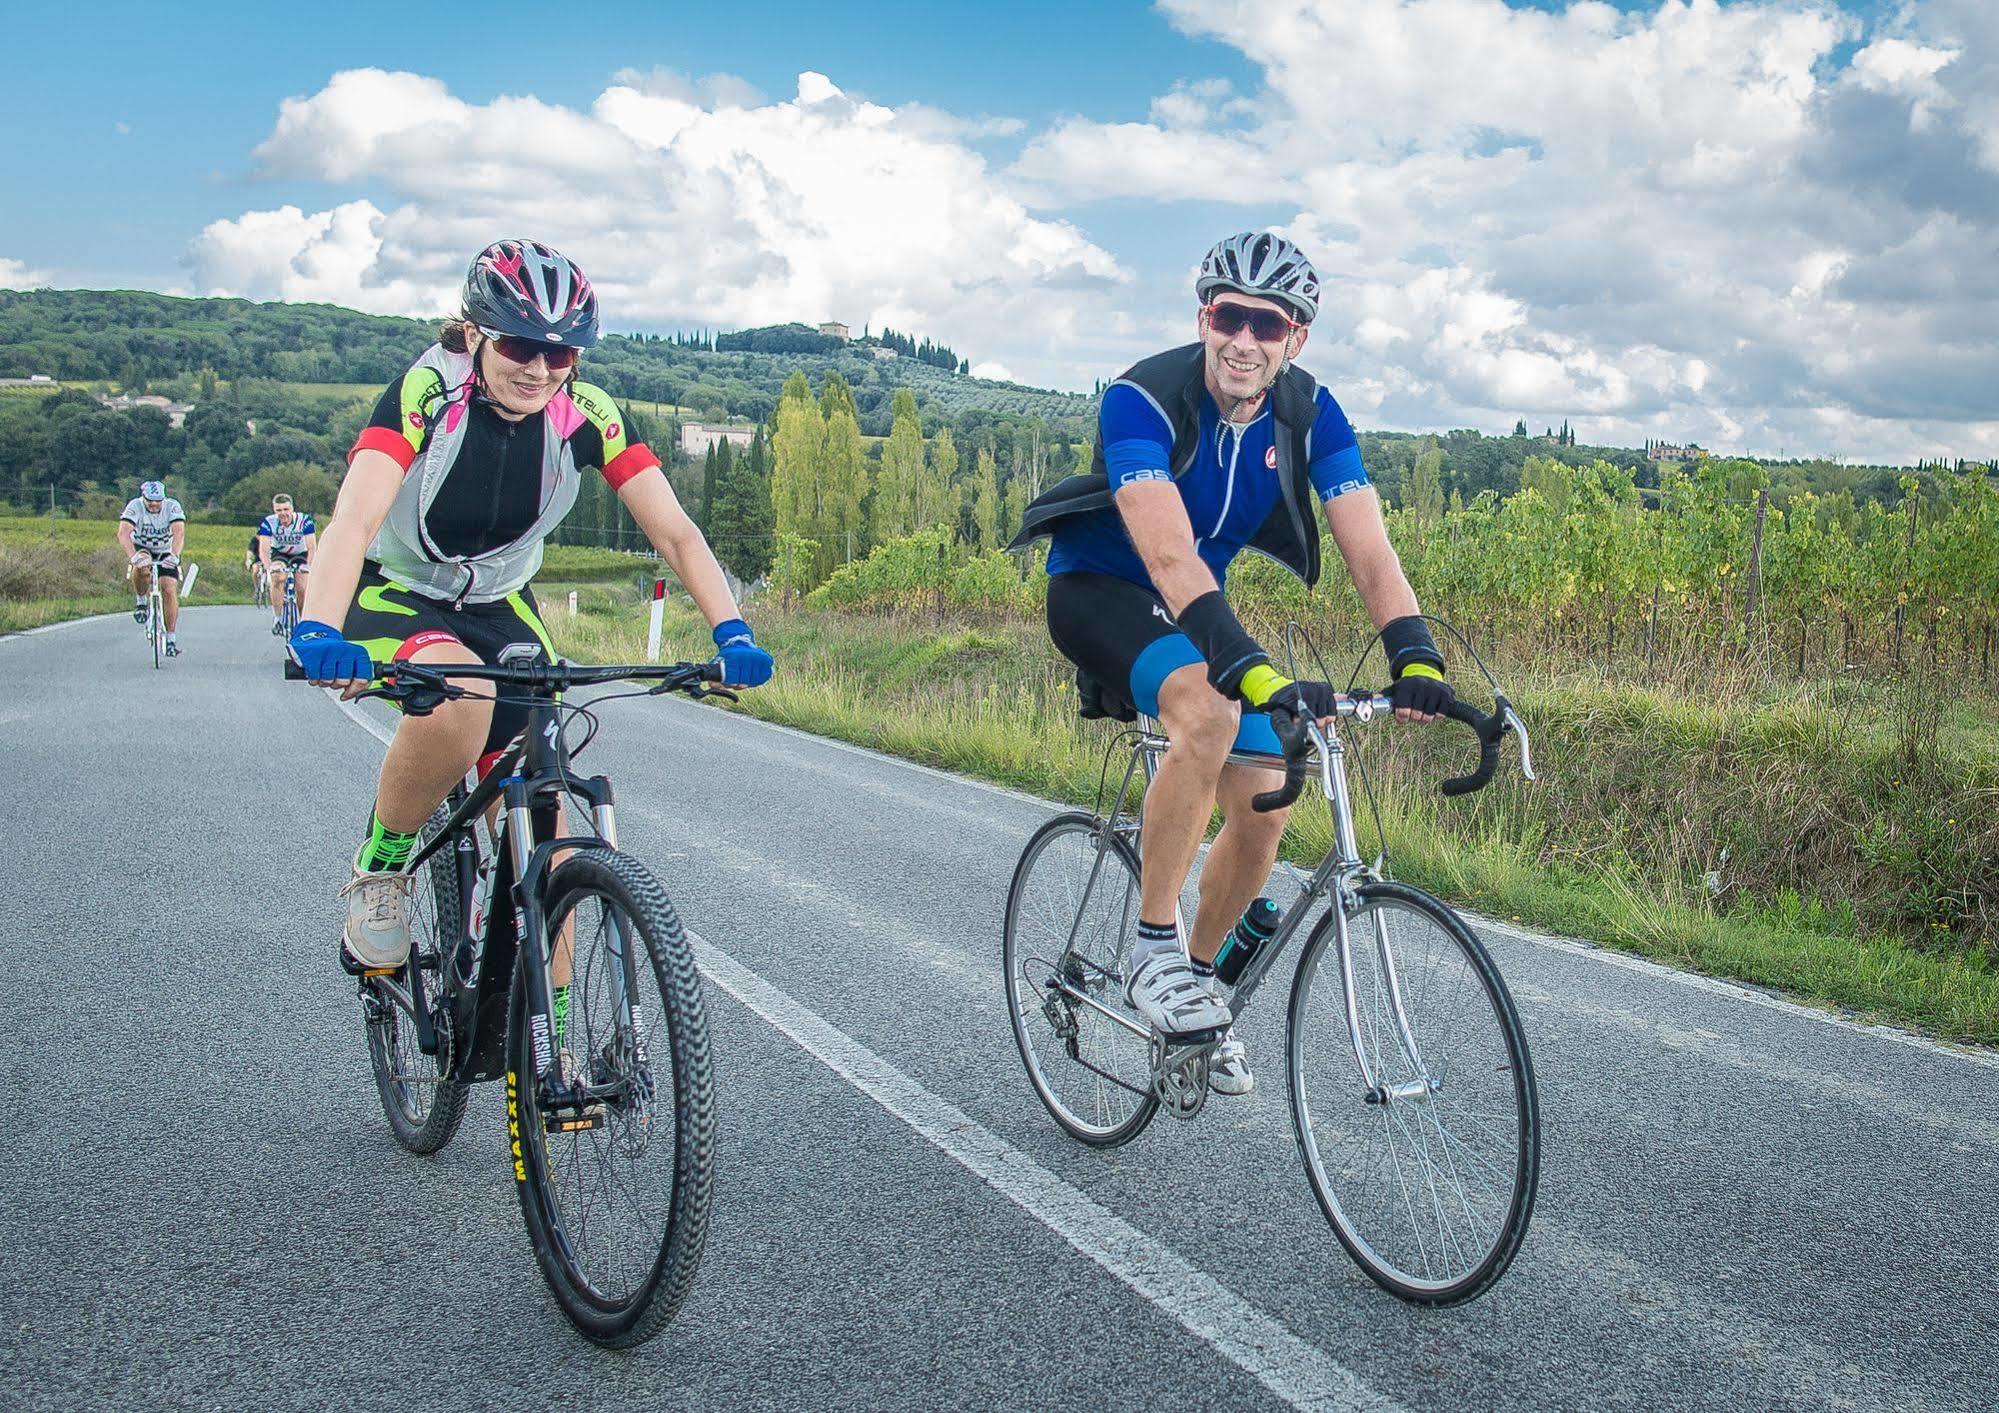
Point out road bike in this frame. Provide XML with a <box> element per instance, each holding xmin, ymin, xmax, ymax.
<box><xmin>271</xmin><ymin>556</ymin><xmax>305</xmax><ymax>640</ymax></box>
<box><xmin>288</xmin><ymin>654</ymin><xmax>730</xmax><ymax>1345</ymax></box>
<box><xmin>250</xmin><ymin>560</ymin><xmax>270</xmax><ymax>608</ymax></box>
<box><xmin>134</xmin><ymin>550</ymin><xmax>171</xmax><ymax>668</ymax></box>
<box><xmin>1004</xmin><ymin>668</ymin><xmax>1540</xmax><ymax>1305</ymax></box>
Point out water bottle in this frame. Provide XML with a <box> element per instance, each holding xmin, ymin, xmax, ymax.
<box><xmin>1212</xmin><ymin>897</ymin><xmax>1280</xmax><ymax>986</ymax></box>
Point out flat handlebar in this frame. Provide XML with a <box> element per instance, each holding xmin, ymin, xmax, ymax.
<box><xmin>284</xmin><ymin>656</ymin><xmax>729</xmax><ymax>712</ymax></box>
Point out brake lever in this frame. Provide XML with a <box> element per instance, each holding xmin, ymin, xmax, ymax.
<box><xmin>1495</xmin><ymin>693</ymin><xmax>1536</xmax><ymax>782</ymax></box>
<box><xmin>687</xmin><ymin>684</ymin><xmax>740</xmax><ymax>704</ymax></box>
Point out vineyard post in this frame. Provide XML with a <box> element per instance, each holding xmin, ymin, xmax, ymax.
<box><xmin>1894</xmin><ymin>486</ymin><xmax>1917</xmax><ymax>666</ymax></box>
<box><xmin>1742</xmin><ymin>488</ymin><xmax>1767</xmax><ymax>659</ymax></box>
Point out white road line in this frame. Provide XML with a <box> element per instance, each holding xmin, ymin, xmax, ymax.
<box><xmin>689</xmin><ymin>932</ymin><xmax>1406</xmax><ymax>1413</ymax></box>
<box><xmin>0</xmin><ymin>610</ymin><xmax>125</xmax><ymax>643</ymax></box>
<box><xmin>326</xmin><ymin>681</ymin><xmax>1398</xmax><ymax>1410</ymax></box>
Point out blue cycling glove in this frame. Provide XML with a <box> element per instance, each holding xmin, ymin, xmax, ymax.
<box><xmin>291</xmin><ymin>619</ymin><xmax>373</xmax><ymax>684</ymax></box>
<box><xmin>711</xmin><ymin>618</ymin><xmax>773</xmax><ymax>688</ymax></box>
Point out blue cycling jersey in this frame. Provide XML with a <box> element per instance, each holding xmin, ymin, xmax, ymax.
<box><xmin>258</xmin><ymin>512</ymin><xmax>316</xmax><ymax>556</ymax></box>
<box><xmin>1047</xmin><ymin>379</ymin><xmax>1369</xmax><ymax>590</ymax></box>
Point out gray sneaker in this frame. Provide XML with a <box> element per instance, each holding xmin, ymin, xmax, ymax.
<box><xmin>1210</xmin><ymin>1029</ymin><xmax>1254</xmax><ymax>1096</ymax></box>
<box><xmin>1125</xmin><ymin>951</ymin><xmax>1231</xmax><ymax>1036</ymax></box>
<box><xmin>339</xmin><ymin>866</ymin><xmax>415</xmax><ymax>969</ymax></box>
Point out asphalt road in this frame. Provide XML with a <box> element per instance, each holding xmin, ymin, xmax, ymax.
<box><xmin>2</xmin><ymin>607</ymin><xmax>1994</xmax><ymax>1411</ymax></box>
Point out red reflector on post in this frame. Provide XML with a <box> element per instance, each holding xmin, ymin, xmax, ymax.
<box><xmin>653</xmin><ymin>578</ymin><xmax>666</xmax><ymax>601</ymax></box>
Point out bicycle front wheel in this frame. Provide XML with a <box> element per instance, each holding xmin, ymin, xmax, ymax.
<box><xmin>1004</xmin><ymin>811</ymin><xmax>1158</xmax><ymax>1146</ymax></box>
<box><xmin>1287</xmin><ymin>881</ymin><xmax>1539</xmax><ymax>1305</ymax></box>
<box><xmin>364</xmin><ymin>801</ymin><xmax>471</xmax><ymax>1154</ymax></box>
<box><xmin>509</xmin><ymin>849</ymin><xmax>713</xmax><ymax>1348</ymax></box>
<box><xmin>150</xmin><ymin>598</ymin><xmax>162</xmax><ymax>669</ymax></box>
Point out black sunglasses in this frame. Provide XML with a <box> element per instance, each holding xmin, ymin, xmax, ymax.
<box><xmin>480</xmin><ymin>329</ymin><xmax>580</xmax><ymax>370</ymax></box>
<box><xmin>1203</xmin><ymin>301</ymin><xmax>1300</xmax><ymax>342</ymax></box>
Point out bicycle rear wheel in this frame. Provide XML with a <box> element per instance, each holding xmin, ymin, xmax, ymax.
<box><xmin>509</xmin><ymin>849</ymin><xmax>713</xmax><ymax>1348</ymax></box>
<box><xmin>1287</xmin><ymin>881</ymin><xmax>1538</xmax><ymax>1305</ymax></box>
<box><xmin>1004</xmin><ymin>811</ymin><xmax>1158</xmax><ymax>1146</ymax></box>
<box><xmin>364</xmin><ymin>802</ymin><xmax>472</xmax><ymax>1154</ymax></box>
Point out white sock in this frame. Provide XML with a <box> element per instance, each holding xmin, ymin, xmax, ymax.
<box><xmin>1129</xmin><ymin>921</ymin><xmax>1181</xmax><ymax>980</ymax></box>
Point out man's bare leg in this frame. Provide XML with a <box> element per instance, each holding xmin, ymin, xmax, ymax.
<box><xmin>1188</xmin><ymin>761</ymin><xmax>1289</xmax><ymax>963</ymax></box>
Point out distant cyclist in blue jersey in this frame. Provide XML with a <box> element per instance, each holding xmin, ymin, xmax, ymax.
<box><xmin>1011</xmin><ymin>231</ymin><xmax>1454</xmax><ymax>1096</ymax></box>
<box><xmin>257</xmin><ymin>494</ymin><xmax>316</xmax><ymax>635</ymax></box>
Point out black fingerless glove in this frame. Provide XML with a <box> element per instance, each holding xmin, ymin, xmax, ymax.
<box><xmin>1381</xmin><ymin>614</ymin><xmax>1453</xmax><ymax>714</ymax></box>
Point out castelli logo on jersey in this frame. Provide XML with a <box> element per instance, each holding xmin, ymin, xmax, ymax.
<box><xmin>606</xmin><ymin>421</ymin><xmax>620</xmax><ymax>440</ymax></box>
<box><xmin>408</xmin><ymin>411</ymin><xmax>424</xmax><ymax>428</ymax></box>
<box><xmin>1265</xmin><ymin>446</ymin><xmax>1278</xmax><ymax>468</ymax></box>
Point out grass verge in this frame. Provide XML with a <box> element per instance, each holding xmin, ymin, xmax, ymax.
<box><xmin>544</xmin><ymin>582</ymin><xmax>1999</xmax><ymax>1047</ymax></box>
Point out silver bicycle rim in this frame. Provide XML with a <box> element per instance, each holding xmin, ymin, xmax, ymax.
<box><xmin>1005</xmin><ymin>818</ymin><xmax>1155</xmax><ymax>1140</ymax></box>
<box><xmin>1291</xmin><ymin>897</ymin><xmax>1528</xmax><ymax>1296</ymax></box>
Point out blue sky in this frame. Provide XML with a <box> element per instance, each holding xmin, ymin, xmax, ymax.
<box><xmin>4</xmin><ymin>0</ymin><xmax>1994</xmax><ymax>463</ymax></box>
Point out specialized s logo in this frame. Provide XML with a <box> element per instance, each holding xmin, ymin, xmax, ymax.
<box><xmin>1265</xmin><ymin>446</ymin><xmax>1278</xmax><ymax>469</ymax></box>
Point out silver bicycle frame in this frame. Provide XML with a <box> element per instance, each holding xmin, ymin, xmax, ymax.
<box><xmin>1087</xmin><ymin>701</ymin><xmax>1432</xmax><ymax>1097</ymax></box>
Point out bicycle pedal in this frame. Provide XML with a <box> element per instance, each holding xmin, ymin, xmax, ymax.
<box><xmin>337</xmin><ymin>946</ymin><xmax>401</xmax><ymax>979</ymax></box>
<box><xmin>544</xmin><ymin>1108</ymin><xmax>605</xmax><ymax>1135</ymax></box>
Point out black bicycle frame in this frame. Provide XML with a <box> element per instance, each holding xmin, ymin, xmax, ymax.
<box><xmin>397</xmin><ymin>691</ymin><xmax>623</xmax><ymax>1089</ymax></box>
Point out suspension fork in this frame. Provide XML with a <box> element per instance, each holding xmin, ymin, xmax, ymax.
<box><xmin>503</xmin><ymin>778</ymin><xmax>563</xmax><ymax>1087</ymax></box>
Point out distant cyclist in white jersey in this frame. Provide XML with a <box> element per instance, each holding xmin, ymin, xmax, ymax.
<box><xmin>256</xmin><ymin>494</ymin><xmax>316</xmax><ymax>635</ymax></box>
<box><xmin>118</xmin><ymin>480</ymin><xmax>186</xmax><ymax>656</ymax></box>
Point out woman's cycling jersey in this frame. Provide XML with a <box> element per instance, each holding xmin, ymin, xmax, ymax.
<box><xmin>348</xmin><ymin>344</ymin><xmax>659</xmax><ymax>605</ymax></box>
<box><xmin>1047</xmin><ymin>379</ymin><xmax>1368</xmax><ymax>591</ymax></box>
<box><xmin>120</xmin><ymin>497</ymin><xmax>185</xmax><ymax>553</ymax></box>
<box><xmin>257</xmin><ymin>511</ymin><xmax>315</xmax><ymax>557</ymax></box>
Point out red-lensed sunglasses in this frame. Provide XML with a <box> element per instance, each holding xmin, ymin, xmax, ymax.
<box><xmin>479</xmin><ymin>328</ymin><xmax>581</xmax><ymax>370</ymax></box>
<box><xmin>1203</xmin><ymin>301</ymin><xmax>1300</xmax><ymax>342</ymax></box>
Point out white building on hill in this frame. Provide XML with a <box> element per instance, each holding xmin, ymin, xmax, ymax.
<box><xmin>679</xmin><ymin>422</ymin><xmax>756</xmax><ymax>457</ymax></box>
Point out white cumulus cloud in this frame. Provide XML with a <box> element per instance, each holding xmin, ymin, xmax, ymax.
<box><xmin>0</xmin><ymin>257</ymin><xmax>52</xmax><ymax>290</ymax></box>
<box><xmin>192</xmin><ymin>68</ymin><xmax>1129</xmax><ymax>367</ymax></box>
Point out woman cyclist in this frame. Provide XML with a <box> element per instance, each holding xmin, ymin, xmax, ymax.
<box><xmin>291</xmin><ymin>238</ymin><xmax>774</xmax><ymax>971</ymax></box>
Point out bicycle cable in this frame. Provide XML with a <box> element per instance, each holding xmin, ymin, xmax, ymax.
<box><xmin>1285</xmin><ymin>620</ymin><xmax>1392</xmax><ymax>875</ymax></box>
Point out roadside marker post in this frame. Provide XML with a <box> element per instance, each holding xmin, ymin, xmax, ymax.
<box><xmin>567</xmin><ymin>590</ymin><xmax>578</xmax><ymax>618</ymax></box>
<box><xmin>646</xmin><ymin>578</ymin><xmax>666</xmax><ymax>662</ymax></box>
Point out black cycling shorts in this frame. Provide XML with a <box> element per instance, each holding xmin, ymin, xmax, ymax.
<box><xmin>1046</xmin><ymin>570</ymin><xmax>1280</xmax><ymax>754</ymax></box>
<box><xmin>342</xmin><ymin>563</ymin><xmax>554</xmax><ymax>764</ymax></box>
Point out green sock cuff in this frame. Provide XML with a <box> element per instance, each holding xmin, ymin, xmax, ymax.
<box><xmin>355</xmin><ymin>813</ymin><xmax>420</xmax><ymax>872</ymax></box>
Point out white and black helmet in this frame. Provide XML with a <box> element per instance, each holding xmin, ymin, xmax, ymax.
<box><xmin>1196</xmin><ymin>231</ymin><xmax>1321</xmax><ymax>325</ymax></box>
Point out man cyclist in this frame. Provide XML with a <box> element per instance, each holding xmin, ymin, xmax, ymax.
<box><xmin>256</xmin><ymin>493</ymin><xmax>316</xmax><ymax>633</ymax></box>
<box><xmin>118</xmin><ymin>480</ymin><xmax>186</xmax><ymax>657</ymax></box>
<box><xmin>290</xmin><ymin>238</ymin><xmax>774</xmax><ymax>975</ymax></box>
<box><xmin>1010</xmin><ymin>231</ymin><xmax>1453</xmax><ymax>1096</ymax></box>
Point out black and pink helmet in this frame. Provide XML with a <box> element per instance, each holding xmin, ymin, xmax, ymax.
<box><xmin>462</xmin><ymin>239</ymin><xmax>600</xmax><ymax>347</ymax></box>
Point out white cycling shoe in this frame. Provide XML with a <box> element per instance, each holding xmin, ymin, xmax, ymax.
<box><xmin>1210</xmin><ymin>1029</ymin><xmax>1254</xmax><ymax>1096</ymax></box>
<box><xmin>1126</xmin><ymin>951</ymin><xmax>1232</xmax><ymax>1036</ymax></box>
<box><xmin>340</xmin><ymin>866</ymin><xmax>415</xmax><ymax>969</ymax></box>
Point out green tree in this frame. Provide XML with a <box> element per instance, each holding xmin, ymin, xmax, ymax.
<box><xmin>820</xmin><ymin>408</ymin><xmax>868</xmax><ymax>576</ymax></box>
<box><xmin>819</xmin><ymin>369</ymin><xmax>859</xmax><ymax>427</ymax></box>
<box><xmin>706</xmin><ymin>427</ymin><xmax>775</xmax><ymax>582</ymax></box>
<box><xmin>771</xmin><ymin>374</ymin><xmax>825</xmax><ymax>574</ymax></box>
<box><xmin>222</xmin><ymin>461</ymin><xmax>338</xmax><ymax>518</ymax></box>
<box><xmin>921</xmin><ymin>425</ymin><xmax>959</xmax><ymax>531</ymax></box>
<box><xmin>872</xmin><ymin>388</ymin><xmax>924</xmax><ymax>542</ymax></box>
<box><xmin>970</xmin><ymin>447</ymin><xmax>1001</xmax><ymax>550</ymax></box>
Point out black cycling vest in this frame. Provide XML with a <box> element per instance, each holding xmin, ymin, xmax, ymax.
<box><xmin>1008</xmin><ymin>344</ymin><xmax>1326</xmax><ymax>587</ymax></box>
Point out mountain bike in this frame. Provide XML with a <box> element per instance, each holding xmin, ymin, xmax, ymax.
<box><xmin>287</xmin><ymin>654</ymin><xmax>732</xmax><ymax>1346</ymax></box>
<box><xmin>1004</xmin><ymin>674</ymin><xmax>1540</xmax><ymax>1305</ymax></box>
